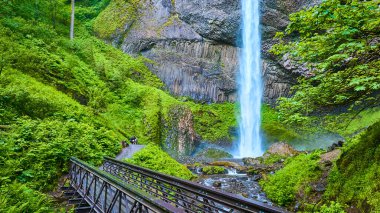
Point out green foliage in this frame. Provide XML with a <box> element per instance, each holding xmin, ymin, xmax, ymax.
<box><xmin>318</xmin><ymin>201</ymin><xmax>346</xmax><ymax>213</ymax></box>
<box><xmin>324</xmin><ymin>121</ymin><xmax>380</xmax><ymax>212</ymax></box>
<box><xmin>273</xmin><ymin>0</ymin><xmax>380</xmax><ymax>124</ymax></box>
<box><xmin>260</xmin><ymin>152</ymin><xmax>322</xmax><ymax>206</ymax></box>
<box><xmin>195</xmin><ymin>148</ymin><xmax>233</xmax><ymax>159</ymax></box>
<box><xmin>192</xmin><ymin>103</ymin><xmax>237</xmax><ymax>142</ymax></box>
<box><xmin>261</xmin><ymin>104</ymin><xmax>301</xmax><ymax>143</ymax></box>
<box><xmin>125</xmin><ymin>144</ymin><xmax>195</xmax><ymax>180</ymax></box>
<box><xmin>263</xmin><ymin>154</ymin><xmax>285</xmax><ymax>165</ymax></box>
<box><xmin>202</xmin><ymin>166</ymin><xmax>226</xmax><ymax>175</ymax></box>
<box><xmin>0</xmin><ymin>182</ymin><xmax>56</xmax><ymax>212</ymax></box>
<box><xmin>93</xmin><ymin>0</ymin><xmax>141</xmax><ymax>40</ymax></box>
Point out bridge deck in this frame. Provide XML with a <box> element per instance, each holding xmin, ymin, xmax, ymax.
<box><xmin>66</xmin><ymin>157</ymin><xmax>287</xmax><ymax>213</ymax></box>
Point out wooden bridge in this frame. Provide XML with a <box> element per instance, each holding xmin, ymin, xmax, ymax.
<box><xmin>63</xmin><ymin>157</ymin><xmax>286</xmax><ymax>213</ymax></box>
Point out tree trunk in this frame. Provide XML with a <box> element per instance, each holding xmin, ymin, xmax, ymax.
<box><xmin>70</xmin><ymin>0</ymin><xmax>75</xmax><ymax>40</ymax></box>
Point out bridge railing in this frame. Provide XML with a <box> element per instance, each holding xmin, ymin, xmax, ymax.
<box><xmin>69</xmin><ymin>157</ymin><xmax>185</xmax><ymax>213</ymax></box>
<box><xmin>103</xmin><ymin>157</ymin><xmax>285</xmax><ymax>213</ymax></box>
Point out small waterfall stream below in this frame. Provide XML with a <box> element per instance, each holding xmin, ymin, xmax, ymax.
<box><xmin>196</xmin><ymin>172</ymin><xmax>272</xmax><ymax>205</ymax></box>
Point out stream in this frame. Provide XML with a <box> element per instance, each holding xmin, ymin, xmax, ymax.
<box><xmin>193</xmin><ymin>167</ymin><xmax>273</xmax><ymax>205</ymax></box>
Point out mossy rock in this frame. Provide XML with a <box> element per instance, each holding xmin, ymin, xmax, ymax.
<box><xmin>195</xmin><ymin>148</ymin><xmax>233</xmax><ymax>159</ymax></box>
<box><xmin>201</xmin><ymin>166</ymin><xmax>226</xmax><ymax>175</ymax></box>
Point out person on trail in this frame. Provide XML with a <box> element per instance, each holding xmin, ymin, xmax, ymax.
<box><xmin>121</xmin><ymin>140</ymin><xmax>127</xmax><ymax>148</ymax></box>
<box><xmin>130</xmin><ymin>136</ymin><xmax>138</xmax><ymax>144</ymax></box>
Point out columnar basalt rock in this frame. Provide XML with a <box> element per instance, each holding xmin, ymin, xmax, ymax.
<box><xmin>165</xmin><ymin>105</ymin><xmax>199</xmax><ymax>155</ymax></box>
<box><xmin>111</xmin><ymin>0</ymin><xmax>321</xmax><ymax>104</ymax></box>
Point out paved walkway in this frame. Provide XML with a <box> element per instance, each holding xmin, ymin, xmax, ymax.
<box><xmin>115</xmin><ymin>145</ymin><xmax>145</xmax><ymax>160</ymax></box>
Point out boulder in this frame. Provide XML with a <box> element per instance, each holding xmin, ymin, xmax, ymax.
<box><xmin>267</xmin><ymin>142</ymin><xmax>299</xmax><ymax>156</ymax></box>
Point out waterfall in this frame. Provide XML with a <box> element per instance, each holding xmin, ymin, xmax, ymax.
<box><xmin>236</xmin><ymin>0</ymin><xmax>264</xmax><ymax>157</ymax></box>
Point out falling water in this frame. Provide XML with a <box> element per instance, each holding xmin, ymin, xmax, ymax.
<box><xmin>236</xmin><ymin>0</ymin><xmax>264</xmax><ymax>157</ymax></box>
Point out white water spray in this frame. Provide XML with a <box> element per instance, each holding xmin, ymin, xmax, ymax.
<box><xmin>236</xmin><ymin>0</ymin><xmax>264</xmax><ymax>157</ymax></box>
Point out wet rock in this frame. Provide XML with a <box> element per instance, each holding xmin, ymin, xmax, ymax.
<box><xmin>241</xmin><ymin>192</ymin><xmax>249</xmax><ymax>198</ymax></box>
<box><xmin>294</xmin><ymin>202</ymin><xmax>301</xmax><ymax>212</ymax></box>
<box><xmin>209</xmin><ymin>161</ymin><xmax>244</xmax><ymax>170</ymax></box>
<box><xmin>320</xmin><ymin>149</ymin><xmax>342</xmax><ymax>165</ymax></box>
<box><xmin>267</xmin><ymin>142</ymin><xmax>299</xmax><ymax>157</ymax></box>
<box><xmin>242</xmin><ymin>157</ymin><xmax>263</xmax><ymax>166</ymax></box>
<box><xmin>195</xmin><ymin>148</ymin><xmax>233</xmax><ymax>159</ymax></box>
<box><xmin>213</xmin><ymin>181</ymin><xmax>222</xmax><ymax>187</ymax></box>
<box><xmin>314</xmin><ymin>182</ymin><xmax>326</xmax><ymax>192</ymax></box>
<box><xmin>164</xmin><ymin>105</ymin><xmax>199</xmax><ymax>156</ymax></box>
<box><xmin>252</xmin><ymin>174</ymin><xmax>262</xmax><ymax>181</ymax></box>
<box><xmin>327</xmin><ymin>140</ymin><xmax>345</xmax><ymax>151</ymax></box>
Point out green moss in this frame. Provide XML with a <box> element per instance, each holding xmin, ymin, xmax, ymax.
<box><xmin>263</xmin><ymin>154</ymin><xmax>285</xmax><ymax>165</ymax></box>
<box><xmin>260</xmin><ymin>151</ymin><xmax>323</xmax><ymax>206</ymax></box>
<box><xmin>262</xmin><ymin>105</ymin><xmax>301</xmax><ymax>143</ymax></box>
<box><xmin>192</xmin><ymin>103</ymin><xmax>237</xmax><ymax>142</ymax></box>
<box><xmin>156</xmin><ymin>14</ymin><xmax>180</xmax><ymax>36</ymax></box>
<box><xmin>324</xmin><ymin>121</ymin><xmax>380</xmax><ymax>212</ymax></box>
<box><xmin>324</xmin><ymin>107</ymin><xmax>380</xmax><ymax>137</ymax></box>
<box><xmin>202</xmin><ymin>166</ymin><xmax>226</xmax><ymax>175</ymax></box>
<box><xmin>93</xmin><ymin>0</ymin><xmax>141</xmax><ymax>40</ymax></box>
<box><xmin>196</xmin><ymin>148</ymin><xmax>233</xmax><ymax>159</ymax></box>
<box><xmin>125</xmin><ymin>144</ymin><xmax>196</xmax><ymax>180</ymax></box>
<box><xmin>318</xmin><ymin>201</ymin><xmax>346</xmax><ymax>213</ymax></box>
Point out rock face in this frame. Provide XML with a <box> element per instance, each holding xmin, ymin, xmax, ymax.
<box><xmin>267</xmin><ymin>142</ymin><xmax>299</xmax><ymax>156</ymax></box>
<box><xmin>164</xmin><ymin>105</ymin><xmax>199</xmax><ymax>155</ymax></box>
<box><xmin>111</xmin><ymin>0</ymin><xmax>321</xmax><ymax>104</ymax></box>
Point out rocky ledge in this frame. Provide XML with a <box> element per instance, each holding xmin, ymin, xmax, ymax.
<box><xmin>104</xmin><ymin>0</ymin><xmax>322</xmax><ymax>104</ymax></box>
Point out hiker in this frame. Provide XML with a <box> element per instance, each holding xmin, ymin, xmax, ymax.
<box><xmin>130</xmin><ymin>136</ymin><xmax>138</xmax><ymax>144</ymax></box>
<box><xmin>121</xmin><ymin>140</ymin><xmax>127</xmax><ymax>148</ymax></box>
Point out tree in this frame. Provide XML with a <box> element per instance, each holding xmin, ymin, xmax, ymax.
<box><xmin>70</xmin><ymin>0</ymin><xmax>75</xmax><ymax>40</ymax></box>
<box><xmin>272</xmin><ymin>0</ymin><xmax>380</xmax><ymax>123</ymax></box>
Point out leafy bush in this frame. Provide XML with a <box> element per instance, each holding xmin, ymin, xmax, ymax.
<box><xmin>125</xmin><ymin>144</ymin><xmax>196</xmax><ymax>180</ymax></box>
<box><xmin>195</xmin><ymin>148</ymin><xmax>233</xmax><ymax>159</ymax></box>
<box><xmin>260</xmin><ymin>152</ymin><xmax>322</xmax><ymax>206</ymax></box>
<box><xmin>0</xmin><ymin>182</ymin><xmax>56</xmax><ymax>212</ymax></box>
<box><xmin>318</xmin><ymin>201</ymin><xmax>346</xmax><ymax>213</ymax></box>
<box><xmin>202</xmin><ymin>166</ymin><xmax>226</xmax><ymax>175</ymax></box>
<box><xmin>272</xmin><ymin>0</ymin><xmax>380</xmax><ymax>124</ymax></box>
<box><xmin>192</xmin><ymin>103</ymin><xmax>237</xmax><ymax>142</ymax></box>
<box><xmin>324</xmin><ymin>121</ymin><xmax>380</xmax><ymax>212</ymax></box>
<box><xmin>0</xmin><ymin>117</ymin><xmax>119</xmax><ymax>190</ymax></box>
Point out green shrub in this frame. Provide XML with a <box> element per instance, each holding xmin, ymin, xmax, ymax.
<box><xmin>260</xmin><ymin>152</ymin><xmax>322</xmax><ymax>206</ymax></box>
<box><xmin>196</xmin><ymin>149</ymin><xmax>233</xmax><ymax>159</ymax></box>
<box><xmin>202</xmin><ymin>166</ymin><xmax>226</xmax><ymax>175</ymax></box>
<box><xmin>272</xmin><ymin>0</ymin><xmax>380</xmax><ymax>123</ymax></box>
<box><xmin>324</xmin><ymin>121</ymin><xmax>380</xmax><ymax>212</ymax></box>
<box><xmin>0</xmin><ymin>182</ymin><xmax>56</xmax><ymax>212</ymax></box>
<box><xmin>192</xmin><ymin>103</ymin><xmax>237</xmax><ymax>142</ymax></box>
<box><xmin>318</xmin><ymin>201</ymin><xmax>346</xmax><ymax>213</ymax></box>
<box><xmin>0</xmin><ymin>117</ymin><xmax>119</xmax><ymax>190</ymax></box>
<box><xmin>125</xmin><ymin>144</ymin><xmax>196</xmax><ymax>180</ymax></box>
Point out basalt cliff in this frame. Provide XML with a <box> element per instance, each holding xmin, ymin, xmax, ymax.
<box><xmin>99</xmin><ymin>0</ymin><xmax>321</xmax><ymax>104</ymax></box>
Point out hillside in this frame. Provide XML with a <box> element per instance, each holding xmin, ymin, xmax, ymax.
<box><xmin>0</xmin><ymin>0</ymin><xmax>235</xmax><ymax>211</ymax></box>
<box><xmin>0</xmin><ymin>0</ymin><xmax>379</xmax><ymax>212</ymax></box>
